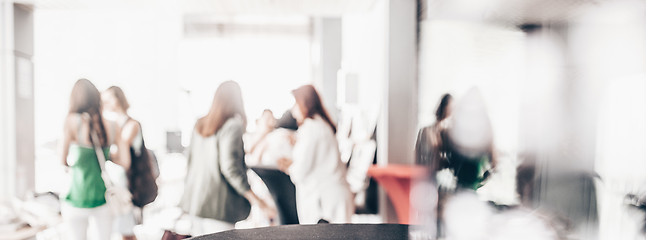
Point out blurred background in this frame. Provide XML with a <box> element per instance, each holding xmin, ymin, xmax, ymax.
<box><xmin>2</xmin><ymin>0</ymin><xmax>646</xmax><ymax>239</ymax></box>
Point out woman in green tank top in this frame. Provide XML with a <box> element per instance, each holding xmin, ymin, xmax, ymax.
<box><xmin>59</xmin><ymin>79</ymin><xmax>131</xmax><ymax>240</ymax></box>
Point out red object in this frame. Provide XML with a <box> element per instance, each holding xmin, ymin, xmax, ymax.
<box><xmin>367</xmin><ymin>164</ymin><xmax>429</xmax><ymax>224</ymax></box>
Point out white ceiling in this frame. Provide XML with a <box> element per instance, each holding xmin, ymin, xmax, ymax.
<box><xmin>426</xmin><ymin>0</ymin><xmax>599</xmax><ymax>25</ymax></box>
<box><xmin>20</xmin><ymin>0</ymin><xmax>377</xmax><ymax>16</ymax></box>
<box><xmin>19</xmin><ymin>0</ymin><xmax>605</xmax><ymax>25</ymax></box>
<box><xmin>183</xmin><ymin>0</ymin><xmax>377</xmax><ymax>16</ymax></box>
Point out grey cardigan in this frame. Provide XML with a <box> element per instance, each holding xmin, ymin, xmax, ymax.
<box><xmin>179</xmin><ymin>117</ymin><xmax>251</xmax><ymax>223</ymax></box>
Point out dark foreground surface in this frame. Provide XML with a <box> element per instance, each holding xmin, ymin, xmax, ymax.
<box><xmin>190</xmin><ymin>224</ymin><xmax>409</xmax><ymax>240</ymax></box>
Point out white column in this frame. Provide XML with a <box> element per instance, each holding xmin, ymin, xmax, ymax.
<box><xmin>378</xmin><ymin>0</ymin><xmax>418</xmax><ymax>166</ymax></box>
<box><xmin>0</xmin><ymin>1</ymin><xmax>17</xmax><ymax>198</ymax></box>
<box><xmin>377</xmin><ymin>0</ymin><xmax>418</xmax><ymax>223</ymax></box>
<box><xmin>14</xmin><ymin>3</ymin><xmax>35</xmax><ymax>200</ymax></box>
<box><xmin>0</xmin><ymin>2</ymin><xmax>34</xmax><ymax>199</ymax></box>
<box><xmin>311</xmin><ymin>17</ymin><xmax>342</xmax><ymax>121</ymax></box>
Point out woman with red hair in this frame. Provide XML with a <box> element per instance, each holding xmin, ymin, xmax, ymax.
<box><xmin>277</xmin><ymin>85</ymin><xmax>354</xmax><ymax>224</ymax></box>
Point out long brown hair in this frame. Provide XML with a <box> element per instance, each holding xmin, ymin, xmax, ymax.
<box><xmin>69</xmin><ymin>79</ymin><xmax>108</xmax><ymax>146</ymax></box>
<box><xmin>436</xmin><ymin>93</ymin><xmax>453</xmax><ymax>121</ymax></box>
<box><xmin>196</xmin><ymin>81</ymin><xmax>247</xmax><ymax>137</ymax></box>
<box><xmin>292</xmin><ymin>85</ymin><xmax>336</xmax><ymax>133</ymax></box>
<box><xmin>107</xmin><ymin>86</ymin><xmax>130</xmax><ymax>111</ymax></box>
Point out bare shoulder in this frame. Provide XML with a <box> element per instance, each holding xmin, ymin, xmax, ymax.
<box><xmin>64</xmin><ymin>113</ymin><xmax>80</xmax><ymax>131</ymax></box>
<box><xmin>102</xmin><ymin>118</ymin><xmax>119</xmax><ymax>138</ymax></box>
<box><xmin>122</xmin><ymin>118</ymin><xmax>140</xmax><ymax>134</ymax></box>
<box><xmin>126</xmin><ymin>118</ymin><xmax>141</xmax><ymax>128</ymax></box>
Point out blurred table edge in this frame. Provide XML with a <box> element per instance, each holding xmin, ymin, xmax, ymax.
<box><xmin>191</xmin><ymin>223</ymin><xmax>410</xmax><ymax>240</ymax></box>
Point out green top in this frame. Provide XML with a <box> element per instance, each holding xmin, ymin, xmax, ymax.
<box><xmin>65</xmin><ymin>145</ymin><xmax>110</xmax><ymax>208</ymax></box>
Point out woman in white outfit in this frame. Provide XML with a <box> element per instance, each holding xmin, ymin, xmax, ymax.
<box><xmin>277</xmin><ymin>85</ymin><xmax>354</xmax><ymax>224</ymax></box>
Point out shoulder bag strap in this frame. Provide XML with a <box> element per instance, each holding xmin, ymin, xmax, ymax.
<box><xmin>84</xmin><ymin>113</ymin><xmax>114</xmax><ymax>188</ymax></box>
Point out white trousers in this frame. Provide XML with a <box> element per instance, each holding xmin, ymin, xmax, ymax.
<box><xmin>61</xmin><ymin>203</ymin><xmax>113</xmax><ymax>240</ymax></box>
<box><xmin>296</xmin><ymin>183</ymin><xmax>354</xmax><ymax>224</ymax></box>
<box><xmin>114</xmin><ymin>208</ymin><xmax>137</xmax><ymax>236</ymax></box>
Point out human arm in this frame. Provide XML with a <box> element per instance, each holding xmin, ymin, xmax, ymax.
<box><xmin>284</xmin><ymin>122</ymin><xmax>316</xmax><ymax>184</ymax></box>
<box><xmin>218</xmin><ymin>119</ymin><xmax>251</xmax><ymax>195</ymax></box>
<box><xmin>59</xmin><ymin>114</ymin><xmax>74</xmax><ymax>167</ymax></box>
<box><xmin>276</xmin><ymin>157</ymin><xmax>292</xmax><ymax>174</ymax></box>
<box><xmin>219</xmin><ymin>119</ymin><xmax>276</xmax><ymax>219</ymax></box>
<box><xmin>242</xmin><ymin>190</ymin><xmax>277</xmax><ymax>220</ymax></box>
<box><xmin>111</xmin><ymin>122</ymin><xmax>132</xmax><ymax>170</ymax></box>
<box><xmin>121</xmin><ymin>120</ymin><xmax>140</xmax><ymax>150</ymax></box>
<box><xmin>247</xmin><ymin>131</ymin><xmax>270</xmax><ymax>154</ymax></box>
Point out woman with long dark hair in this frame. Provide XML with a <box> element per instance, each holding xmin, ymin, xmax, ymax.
<box><xmin>413</xmin><ymin>93</ymin><xmax>453</xmax><ymax>237</ymax></box>
<box><xmin>59</xmin><ymin>79</ymin><xmax>130</xmax><ymax>240</ymax></box>
<box><xmin>102</xmin><ymin>86</ymin><xmax>158</xmax><ymax>240</ymax></box>
<box><xmin>179</xmin><ymin>81</ymin><xmax>276</xmax><ymax>235</ymax></box>
<box><xmin>277</xmin><ymin>85</ymin><xmax>353</xmax><ymax>224</ymax></box>
<box><xmin>415</xmin><ymin>93</ymin><xmax>453</xmax><ymax>176</ymax></box>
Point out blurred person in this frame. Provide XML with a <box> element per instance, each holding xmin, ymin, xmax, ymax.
<box><xmin>276</xmin><ymin>85</ymin><xmax>354</xmax><ymax>224</ymax></box>
<box><xmin>421</xmin><ymin>89</ymin><xmax>497</xmax><ymax>238</ymax></box>
<box><xmin>245</xmin><ymin>109</ymin><xmax>295</xmax><ymax>166</ymax></box>
<box><xmin>275</xmin><ymin>110</ymin><xmax>299</xmax><ymax>131</ymax></box>
<box><xmin>412</xmin><ymin>93</ymin><xmax>452</xmax><ymax>238</ymax></box>
<box><xmin>445</xmin><ymin>87</ymin><xmax>497</xmax><ymax>190</ymax></box>
<box><xmin>415</xmin><ymin>93</ymin><xmax>453</xmax><ymax>177</ymax></box>
<box><xmin>59</xmin><ymin>79</ymin><xmax>131</xmax><ymax>240</ymax></box>
<box><xmin>245</xmin><ymin>110</ymin><xmax>277</xmax><ymax>157</ymax></box>
<box><xmin>179</xmin><ymin>81</ymin><xmax>276</xmax><ymax>236</ymax></box>
<box><xmin>102</xmin><ymin>86</ymin><xmax>158</xmax><ymax>240</ymax></box>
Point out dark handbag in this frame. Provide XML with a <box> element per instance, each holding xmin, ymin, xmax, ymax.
<box><xmin>128</xmin><ymin>125</ymin><xmax>159</xmax><ymax>208</ymax></box>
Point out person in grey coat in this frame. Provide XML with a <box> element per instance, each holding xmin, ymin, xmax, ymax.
<box><xmin>179</xmin><ymin>81</ymin><xmax>276</xmax><ymax>236</ymax></box>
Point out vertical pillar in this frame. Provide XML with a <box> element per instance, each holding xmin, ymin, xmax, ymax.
<box><xmin>13</xmin><ymin>3</ymin><xmax>35</xmax><ymax>200</ymax></box>
<box><xmin>0</xmin><ymin>1</ymin><xmax>17</xmax><ymax>198</ymax></box>
<box><xmin>0</xmin><ymin>2</ymin><xmax>34</xmax><ymax>199</ymax></box>
<box><xmin>311</xmin><ymin>17</ymin><xmax>342</xmax><ymax>121</ymax></box>
<box><xmin>377</xmin><ymin>0</ymin><xmax>418</xmax><ymax>223</ymax></box>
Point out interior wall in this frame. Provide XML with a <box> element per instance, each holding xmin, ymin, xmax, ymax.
<box><xmin>34</xmin><ymin>8</ymin><xmax>183</xmax><ymax>154</ymax></box>
<box><xmin>311</xmin><ymin>17</ymin><xmax>342</xmax><ymax>121</ymax></box>
<box><xmin>341</xmin><ymin>0</ymin><xmax>386</xmax><ymax>131</ymax></box>
<box><xmin>33</xmin><ymin>7</ymin><xmax>183</xmax><ymax>193</ymax></box>
<box><xmin>177</xmin><ymin>29</ymin><xmax>312</xmax><ymax>134</ymax></box>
